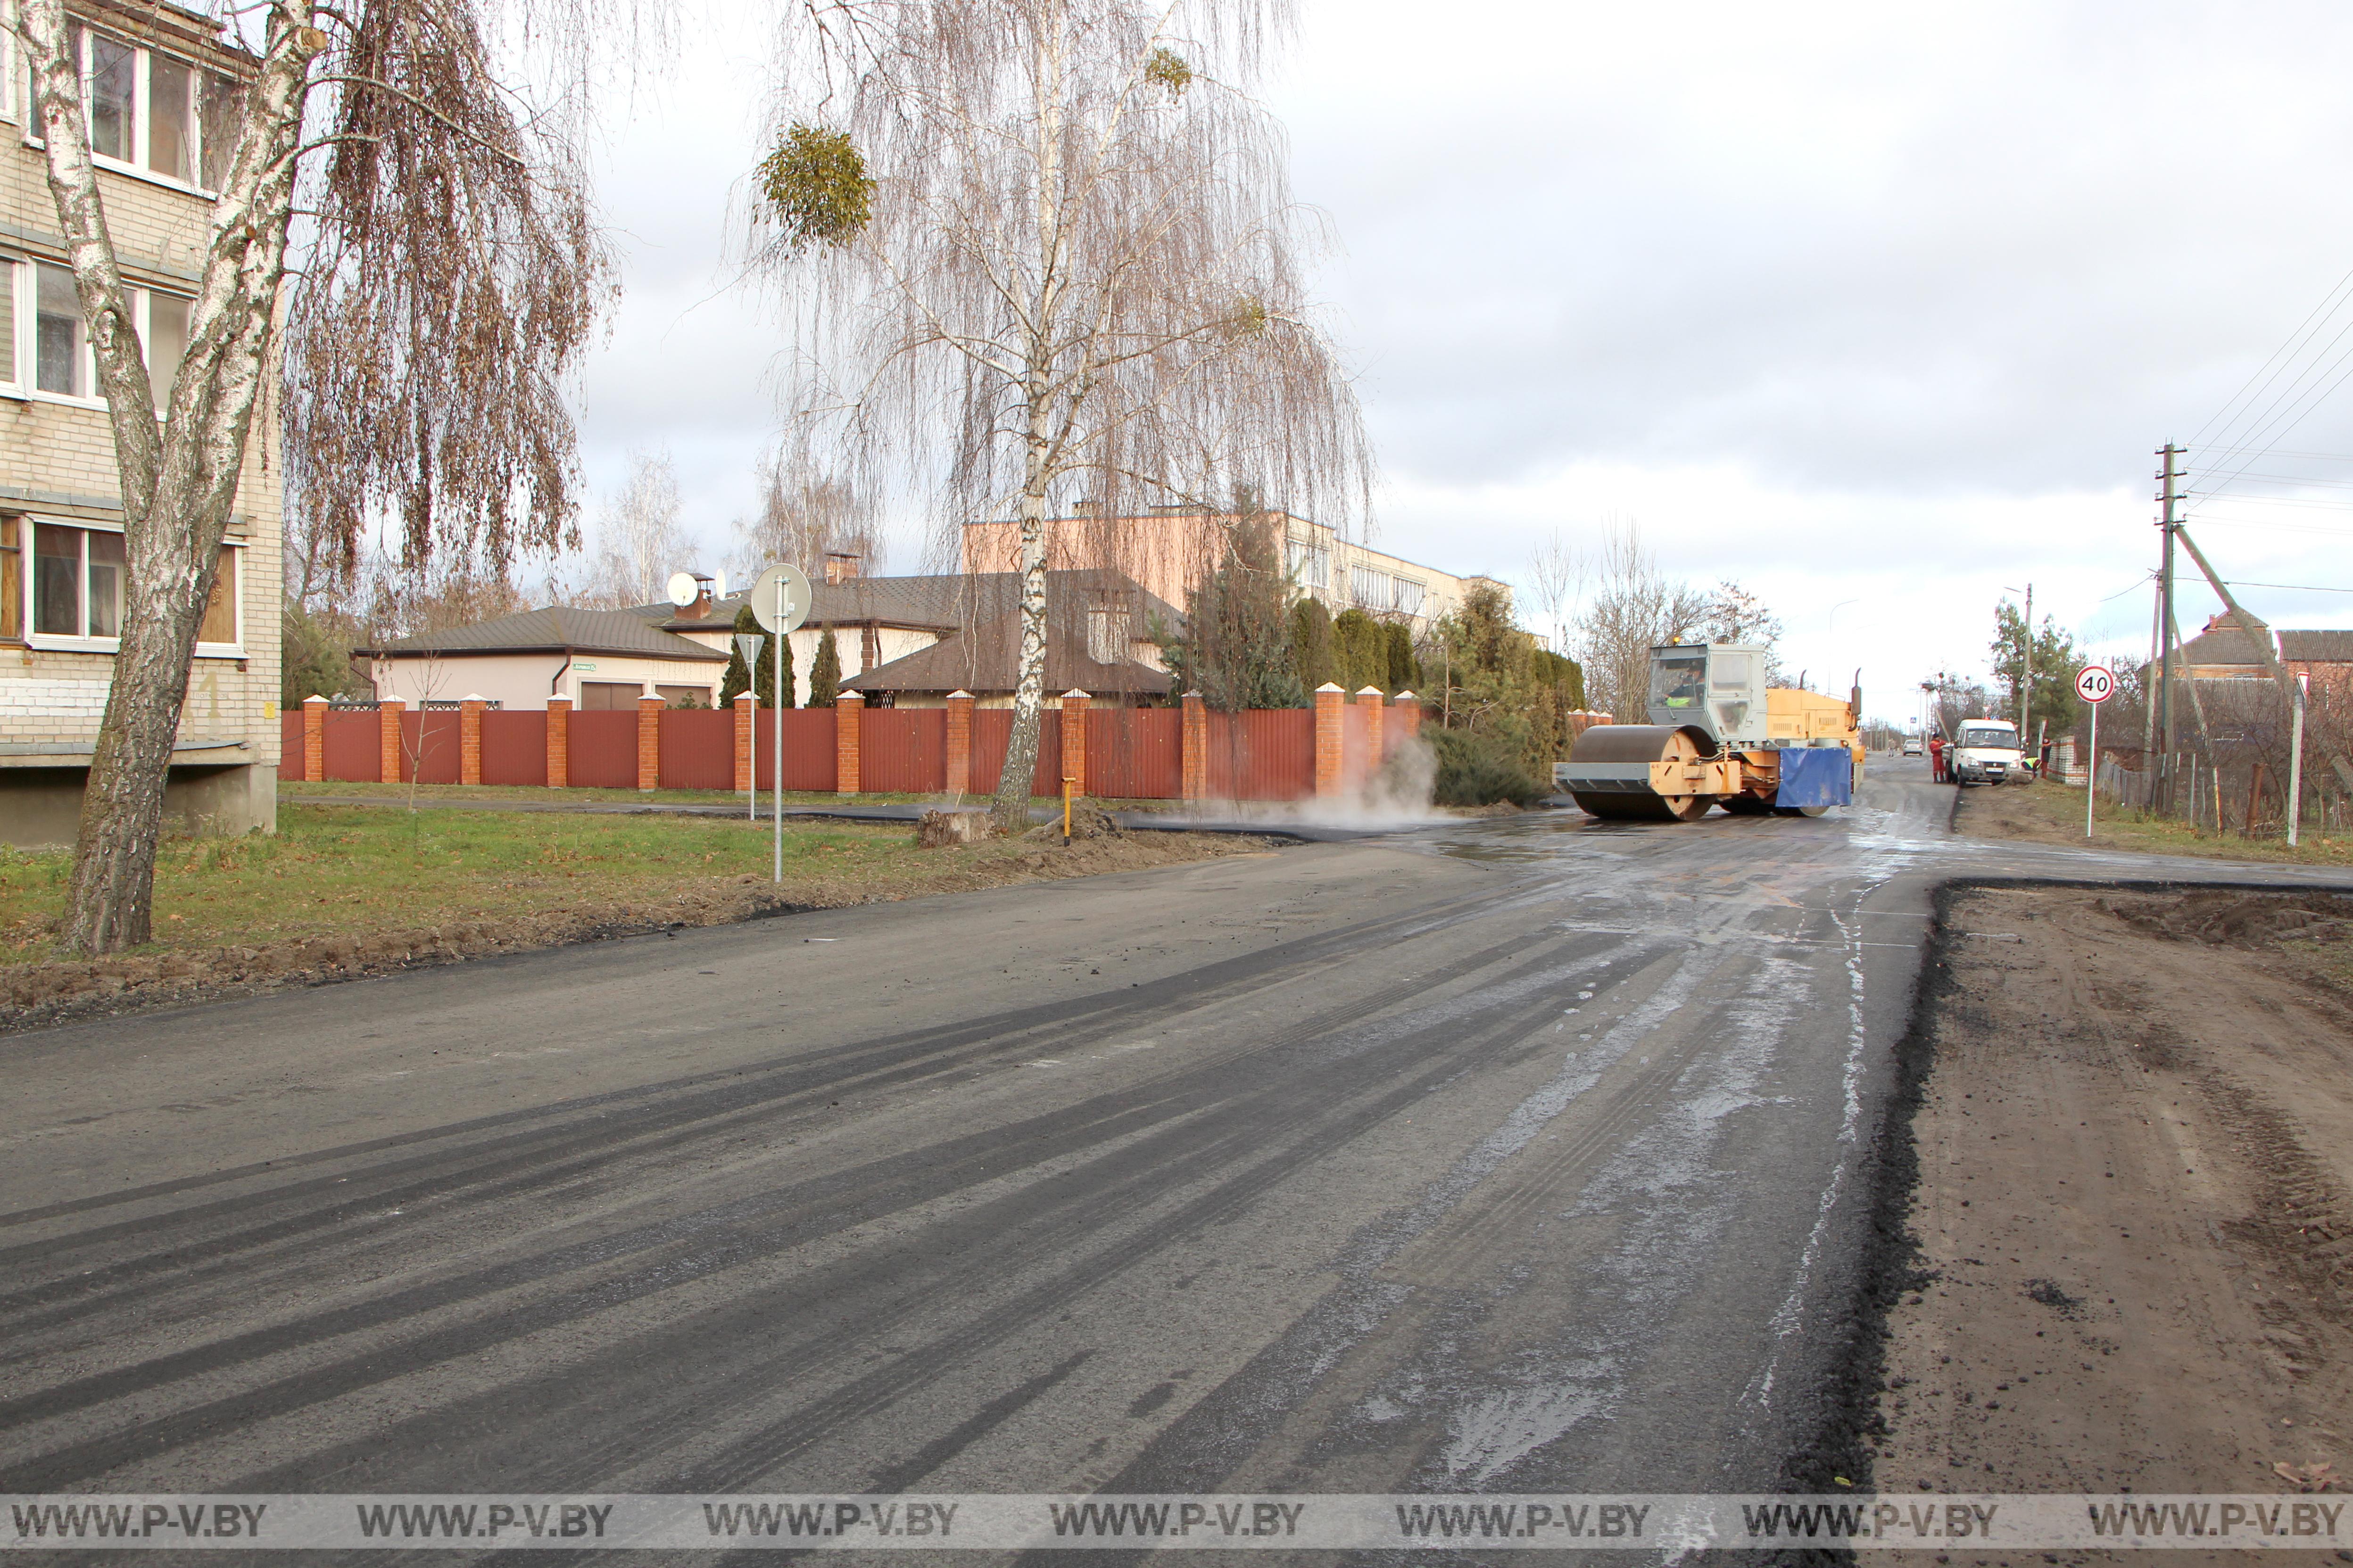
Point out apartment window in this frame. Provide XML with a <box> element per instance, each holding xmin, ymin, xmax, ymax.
<box><xmin>34</xmin><ymin>520</ymin><xmax>123</xmax><ymax>636</ymax></box>
<box><xmin>1287</xmin><ymin>538</ymin><xmax>1328</xmax><ymax>589</ymax></box>
<box><xmin>148</xmin><ymin>54</ymin><xmax>196</xmax><ymax>182</ymax></box>
<box><xmin>25</xmin><ymin>27</ymin><xmax>238</xmax><ymax>191</ymax></box>
<box><xmin>0</xmin><ymin>516</ymin><xmax>20</xmax><ymax>641</ymax></box>
<box><xmin>16</xmin><ymin>260</ymin><xmax>193</xmax><ymax>407</ymax></box>
<box><xmin>1350</xmin><ymin>565</ymin><xmax>1389</xmax><ymax>608</ymax></box>
<box><xmin>24</xmin><ymin>520</ymin><xmax>240</xmax><ymax>649</ymax></box>
<box><xmin>36</xmin><ymin>262</ymin><xmax>86</xmax><ymax>397</ymax></box>
<box><xmin>1391</xmin><ymin>578</ymin><xmax>1425</xmax><ymax>617</ymax></box>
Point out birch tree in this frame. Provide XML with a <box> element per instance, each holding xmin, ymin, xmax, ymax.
<box><xmin>580</xmin><ymin>449</ymin><xmax>690</xmax><ymax>607</ymax></box>
<box><xmin>754</xmin><ymin>0</ymin><xmax>1370</xmax><ymax>828</ymax></box>
<box><xmin>12</xmin><ymin>0</ymin><xmax>614</xmax><ymax>952</ymax></box>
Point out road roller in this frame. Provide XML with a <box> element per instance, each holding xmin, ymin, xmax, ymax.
<box><xmin>1554</xmin><ymin>643</ymin><xmax>1864</xmax><ymax>822</ymax></box>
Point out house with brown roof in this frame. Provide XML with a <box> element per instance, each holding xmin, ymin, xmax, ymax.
<box><xmin>363</xmin><ymin>605</ymin><xmax>732</xmax><ymax>710</ymax></box>
<box><xmin>840</xmin><ymin>571</ymin><xmax>1180</xmax><ymax>706</ymax></box>
<box><xmin>2164</xmin><ymin>612</ymin><xmax>2353</xmax><ymax>690</ymax></box>
<box><xmin>362</xmin><ymin>568</ymin><xmax>1180</xmax><ymax>710</ymax></box>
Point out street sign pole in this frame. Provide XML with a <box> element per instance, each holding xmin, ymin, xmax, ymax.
<box><xmin>2086</xmin><ymin>696</ymin><xmax>2098</xmax><ymax>839</ymax></box>
<box><xmin>2288</xmin><ymin>672</ymin><xmax>2308</xmax><ymax>848</ymax></box>
<box><xmin>2075</xmin><ymin>664</ymin><xmax>2114</xmax><ymax>840</ymax></box>
<box><xmin>744</xmin><ymin>562</ymin><xmax>814</xmax><ymax>885</ymax></box>
<box><xmin>786</xmin><ymin>580</ymin><xmax>795</xmax><ymax>888</ymax></box>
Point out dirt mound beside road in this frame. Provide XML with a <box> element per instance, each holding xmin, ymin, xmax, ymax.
<box><xmin>2103</xmin><ymin>888</ymin><xmax>2353</xmax><ymax>951</ymax></box>
<box><xmin>1865</xmin><ymin>886</ymin><xmax>2353</xmax><ymax>1502</ymax></box>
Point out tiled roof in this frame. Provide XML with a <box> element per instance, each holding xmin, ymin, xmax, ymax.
<box><xmin>366</xmin><ymin>605</ymin><xmax>730</xmax><ymax>661</ymax></box>
<box><xmin>2176</xmin><ymin>616</ymin><xmax>2353</xmax><ymax>668</ymax></box>
<box><xmin>841</xmin><ymin>572</ymin><xmax>1183</xmax><ymax>695</ymax></box>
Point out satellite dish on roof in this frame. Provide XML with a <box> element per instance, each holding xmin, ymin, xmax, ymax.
<box><xmin>666</xmin><ymin>571</ymin><xmax>701</xmax><ymax>608</ymax></box>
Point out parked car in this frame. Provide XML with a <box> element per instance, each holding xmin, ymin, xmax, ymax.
<box><xmin>1901</xmin><ymin>739</ymin><xmax>1922</xmax><ymax>757</ymax></box>
<box><xmin>1950</xmin><ymin>719</ymin><xmax>2027</xmax><ymax>785</ymax></box>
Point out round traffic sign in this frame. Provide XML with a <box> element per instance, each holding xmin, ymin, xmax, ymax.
<box><xmin>747</xmin><ymin>563</ymin><xmax>814</xmax><ymax>635</ymax></box>
<box><xmin>2075</xmin><ymin>664</ymin><xmax>2115</xmax><ymax>704</ymax></box>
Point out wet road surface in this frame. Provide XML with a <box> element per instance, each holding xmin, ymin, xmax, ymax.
<box><xmin>5</xmin><ymin>760</ymin><xmax>2345</xmax><ymax>1555</ymax></box>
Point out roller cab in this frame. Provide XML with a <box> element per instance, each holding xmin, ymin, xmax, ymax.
<box><xmin>1555</xmin><ymin>643</ymin><xmax>1862</xmax><ymax>822</ymax></box>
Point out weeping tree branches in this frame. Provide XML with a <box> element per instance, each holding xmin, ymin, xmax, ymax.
<box><xmin>11</xmin><ymin>0</ymin><xmax>622</xmax><ymax>954</ymax></box>
<box><xmin>753</xmin><ymin>0</ymin><xmax>1371</xmax><ymax>829</ymax></box>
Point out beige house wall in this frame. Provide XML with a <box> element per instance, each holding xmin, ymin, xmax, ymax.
<box><xmin>0</xmin><ymin>13</ymin><xmax>282</xmax><ymax>847</ymax></box>
<box><xmin>958</xmin><ymin>512</ymin><xmax>1497</xmax><ymax>630</ymax></box>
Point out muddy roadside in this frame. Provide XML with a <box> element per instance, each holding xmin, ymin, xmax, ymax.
<box><xmin>1851</xmin><ymin>883</ymin><xmax>2353</xmax><ymax>1526</ymax></box>
<box><xmin>0</xmin><ymin>823</ymin><xmax>1277</xmax><ymax>1036</ymax></box>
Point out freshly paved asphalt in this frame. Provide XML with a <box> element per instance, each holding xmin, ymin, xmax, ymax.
<box><xmin>6</xmin><ymin>760</ymin><xmax>2347</xmax><ymax>1555</ymax></box>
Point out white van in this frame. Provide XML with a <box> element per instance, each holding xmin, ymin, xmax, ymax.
<box><xmin>1950</xmin><ymin>719</ymin><xmax>2026</xmax><ymax>785</ymax></box>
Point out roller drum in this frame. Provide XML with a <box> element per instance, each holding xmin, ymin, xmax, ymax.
<box><xmin>1561</xmin><ymin>724</ymin><xmax>1714</xmax><ymax>821</ymax></box>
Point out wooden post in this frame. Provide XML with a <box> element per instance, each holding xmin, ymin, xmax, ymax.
<box><xmin>459</xmin><ymin>696</ymin><xmax>486</xmax><ymax>786</ymax></box>
<box><xmin>1061</xmin><ymin>690</ymin><xmax>1090</xmax><ymax>797</ymax></box>
<box><xmin>1181</xmin><ymin>691</ymin><xmax>1209</xmax><ymax>803</ymax></box>
<box><xmin>637</xmin><ymin>695</ymin><xmax>663</xmax><ymax>792</ymax></box>
<box><xmin>545</xmin><ymin>696</ymin><xmax>571</xmax><ymax>789</ymax></box>
<box><xmin>1314</xmin><ymin>682</ymin><xmax>1346</xmax><ymax>799</ymax></box>
<box><xmin>301</xmin><ymin>693</ymin><xmax>326</xmax><ymax>783</ymax></box>
<box><xmin>835</xmin><ymin>692</ymin><xmax>863</xmax><ymax>795</ymax></box>
<box><xmin>2247</xmin><ymin>760</ymin><xmax>2267</xmax><ymax>837</ymax></box>
<box><xmin>378</xmin><ymin>698</ymin><xmax>405</xmax><ymax>784</ymax></box>
<box><xmin>945</xmin><ymin>691</ymin><xmax>975</xmax><ymax>796</ymax></box>
<box><xmin>733</xmin><ymin>693</ymin><xmax>757</xmax><ymax>795</ymax></box>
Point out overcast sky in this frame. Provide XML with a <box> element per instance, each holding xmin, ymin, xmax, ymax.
<box><xmin>572</xmin><ymin>0</ymin><xmax>2353</xmax><ymax>724</ymax></box>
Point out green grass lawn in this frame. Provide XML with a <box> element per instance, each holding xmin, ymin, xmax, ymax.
<box><xmin>1963</xmin><ymin>776</ymin><xmax>2353</xmax><ymax>869</ymax></box>
<box><xmin>0</xmin><ymin>805</ymin><xmax>1027</xmax><ymax>966</ymax></box>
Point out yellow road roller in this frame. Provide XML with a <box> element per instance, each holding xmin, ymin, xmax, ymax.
<box><xmin>1555</xmin><ymin>643</ymin><xmax>1864</xmax><ymax>821</ymax></box>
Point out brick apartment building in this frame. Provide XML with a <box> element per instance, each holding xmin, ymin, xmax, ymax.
<box><xmin>0</xmin><ymin>0</ymin><xmax>279</xmax><ymax>848</ymax></box>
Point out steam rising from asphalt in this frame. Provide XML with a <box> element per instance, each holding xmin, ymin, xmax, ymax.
<box><xmin>1160</xmin><ymin>738</ymin><xmax>1454</xmax><ymax>831</ymax></box>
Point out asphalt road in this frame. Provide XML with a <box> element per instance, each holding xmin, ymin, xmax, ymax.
<box><xmin>5</xmin><ymin>759</ymin><xmax>2345</xmax><ymax>1555</ymax></box>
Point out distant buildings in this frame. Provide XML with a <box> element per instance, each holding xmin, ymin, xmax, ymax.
<box><xmin>959</xmin><ymin>507</ymin><xmax>1506</xmax><ymax>630</ymax></box>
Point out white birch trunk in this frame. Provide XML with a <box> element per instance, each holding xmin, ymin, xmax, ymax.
<box><xmin>987</xmin><ymin>3</ymin><xmax>1070</xmax><ymax>831</ymax></box>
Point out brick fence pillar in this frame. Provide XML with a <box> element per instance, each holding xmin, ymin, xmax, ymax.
<box><xmin>835</xmin><ymin>692</ymin><xmax>863</xmax><ymax>795</ymax></box>
<box><xmin>546</xmin><ymin>696</ymin><xmax>571</xmax><ymax>788</ymax></box>
<box><xmin>733</xmin><ymin>693</ymin><xmax>757</xmax><ymax>794</ymax></box>
<box><xmin>945</xmin><ymin>691</ymin><xmax>975</xmax><ymax>795</ymax></box>
<box><xmin>637</xmin><ymin>695</ymin><xmax>663</xmax><ymax>792</ymax></box>
<box><xmin>302</xmin><ymin>693</ymin><xmax>327</xmax><ymax>783</ymax></box>
<box><xmin>459</xmin><ymin>695</ymin><xmax>486</xmax><ymax>785</ymax></box>
<box><xmin>1060</xmin><ymin>690</ymin><xmax>1090</xmax><ymax>797</ymax></box>
<box><xmin>1181</xmin><ymin>691</ymin><xmax>1208</xmax><ymax>802</ymax></box>
<box><xmin>1390</xmin><ymin>691</ymin><xmax>1423</xmax><ymax>749</ymax></box>
<box><xmin>1313</xmin><ymin>683</ymin><xmax>1345</xmax><ymax>798</ymax></box>
<box><xmin>378</xmin><ymin>698</ymin><xmax>405</xmax><ymax>784</ymax></box>
<box><xmin>1356</xmin><ymin>685</ymin><xmax>1385</xmax><ymax>774</ymax></box>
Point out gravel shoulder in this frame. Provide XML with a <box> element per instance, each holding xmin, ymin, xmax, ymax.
<box><xmin>1870</xmin><ymin>885</ymin><xmax>2353</xmax><ymax>1511</ymax></box>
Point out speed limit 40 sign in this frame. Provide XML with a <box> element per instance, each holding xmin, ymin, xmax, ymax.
<box><xmin>2076</xmin><ymin>664</ymin><xmax>2115</xmax><ymax>840</ymax></box>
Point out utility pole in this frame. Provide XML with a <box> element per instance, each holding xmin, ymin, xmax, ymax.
<box><xmin>2156</xmin><ymin>444</ymin><xmax>2180</xmax><ymax>810</ymax></box>
<box><xmin>2288</xmin><ymin>671</ymin><xmax>2307</xmax><ymax>848</ymax></box>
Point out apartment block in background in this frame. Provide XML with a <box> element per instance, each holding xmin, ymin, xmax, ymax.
<box><xmin>0</xmin><ymin>0</ymin><xmax>278</xmax><ymax>847</ymax></box>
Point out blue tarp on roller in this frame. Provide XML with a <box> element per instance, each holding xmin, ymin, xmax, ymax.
<box><xmin>1775</xmin><ymin>747</ymin><xmax>1853</xmax><ymax>808</ymax></box>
